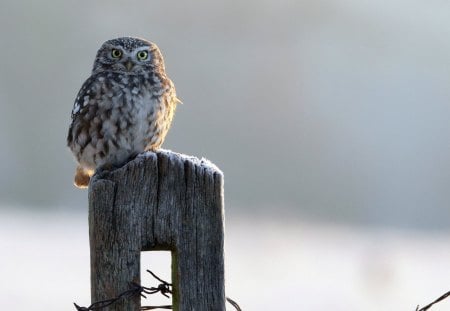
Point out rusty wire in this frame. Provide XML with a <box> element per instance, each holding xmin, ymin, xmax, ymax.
<box><xmin>226</xmin><ymin>297</ymin><xmax>242</xmax><ymax>311</ymax></box>
<box><xmin>73</xmin><ymin>269</ymin><xmax>241</xmax><ymax>311</ymax></box>
<box><xmin>416</xmin><ymin>290</ymin><xmax>450</xmax><ymax>311</ymax></box>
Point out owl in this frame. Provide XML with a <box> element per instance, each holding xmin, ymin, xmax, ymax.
<box><xmin>67</xmin><ymin>37</ymin><xmax>180</xmax><ymax>188</ymax></box>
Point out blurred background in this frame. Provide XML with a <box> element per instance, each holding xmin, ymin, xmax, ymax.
<box><xmin>1</xmin><ymin>0</ymin><xmax>450</xmax><ymax>310</ymax></box>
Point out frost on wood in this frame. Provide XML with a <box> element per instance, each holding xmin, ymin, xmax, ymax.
<box><xmin>138</xmin><ymin>149</ymin><xmax>224</xmax><ymax>177</ymax></box>
<box><xmin>88</xmin><ymin>150</ymin><xmax>226</xmax><ymax>311</ymax></box>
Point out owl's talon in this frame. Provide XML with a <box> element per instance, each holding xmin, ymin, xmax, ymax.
<box><xmin>98</xmin><ymin>163</ymin><xmax>114</xmax><ymax>172</ymax></box>
<box><xmin>95</xmin><ymin>163</ymin><xmax>114</xmax><ymax>180</ymax></box>
<box><xmin>94</xmin><ymin>170</ymin><xmax>109</xmax><ymax>181</ymax></box>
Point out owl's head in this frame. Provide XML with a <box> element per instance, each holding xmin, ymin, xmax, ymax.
<box><xmin>92</xmin><ymin>37</ymin><xmax>165</xmax><ymax>75</ymax></box>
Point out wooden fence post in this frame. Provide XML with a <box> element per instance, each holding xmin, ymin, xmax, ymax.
<box><xmin>88</xmin><ymin>150</ymin><xmax>226</xmax><ymax>311</ymax></box>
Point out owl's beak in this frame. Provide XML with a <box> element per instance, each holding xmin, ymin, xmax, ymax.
<box><xmin>125</xmin><ymin>61</ymin><xmax>134</xmax><ymax>71</ymax></box>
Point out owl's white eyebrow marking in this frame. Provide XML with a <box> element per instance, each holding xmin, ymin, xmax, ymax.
<box><xmin>134</xmin><ymin>46</ymin><xmax>151</xmax><ymax>52</ymax></box>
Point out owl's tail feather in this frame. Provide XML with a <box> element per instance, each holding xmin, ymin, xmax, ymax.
<box><xmin>74</xmin><ymin>165</ymin><xmax>92</xmax><ymax>189</ymax></box>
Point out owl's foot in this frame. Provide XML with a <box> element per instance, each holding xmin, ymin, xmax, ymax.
<box><xmin>74</xmin><ymin>166</ymin><xmax>92</xmax><ymax>188</ymax></box>
<box><xmin>97</xmin><ymin>153</ymin><xmax>138</xmax><ymax>173</ymax></box>
<box><xmin>93</xmin><ymin>155</ymin><xmax>140</xmax><ymax>181</ymax></box>
<box><xmin>126</xmin><ymin>152</ymin><xmax>139</xmax><ymax>163</ymax></box>
<box><xmin>94</xmin><ymin>163</ymin><xmax>116</xmax><ymax>181</ymax></box>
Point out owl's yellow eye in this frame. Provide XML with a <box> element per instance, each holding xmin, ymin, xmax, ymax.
<box><xmin>111</xmin><ymin>49</ymin><xmax>122</xmax><ymax>58</ymax></box>
<box><xmin>137</xmin><ymin>50</ymin><xmax>149</xmax><ymax>61</ymax></box>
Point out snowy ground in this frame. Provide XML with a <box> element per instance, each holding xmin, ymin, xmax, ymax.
<box><xmin>1</xmin><ymin>208</ymin><xmax>449</xmax><ymax>310</ymax></box>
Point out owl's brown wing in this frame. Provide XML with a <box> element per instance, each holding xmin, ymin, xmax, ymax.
<box><xmin>70</xmin><ymin>74</ymin><xmax>105</xmax><ymax>120</ymax></box>
<box><xmin>67</xmin><ymin>74</ymin><xmax>100</xmax><ymax>147</ymax></box>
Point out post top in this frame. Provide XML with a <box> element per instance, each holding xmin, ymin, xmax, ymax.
<box><xmin>90</xmin><ymin>149</ymin><xmax>223</xmax><ymax>186</ymax></box>
<box><xmin>140</xmin><ymin>149</ymin><xmax>223</xmax><ymax>176</ymax></box>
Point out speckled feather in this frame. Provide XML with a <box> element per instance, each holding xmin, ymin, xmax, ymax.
<box><xmin>67</xmin><ymin>37</ymin><xmax>179</xmax><ymax>188</ymax></box>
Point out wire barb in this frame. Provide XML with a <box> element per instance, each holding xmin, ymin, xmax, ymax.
<box><xmin>416</xmin><ymin>290</ymin><xmax>450</xmax><ymax>311</ymax></box>
<box><xmin>73</xmin><ymin>269</ymin><xmax>242</xmax><ymax>310</ymax></box>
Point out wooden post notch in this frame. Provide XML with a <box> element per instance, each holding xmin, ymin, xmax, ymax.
<box><xmin>88</xmin><ymin>150</ymin><xmax>225</xmax><ymax>311</ymax></box>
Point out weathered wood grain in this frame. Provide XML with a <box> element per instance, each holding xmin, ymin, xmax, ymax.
<box><xmin>88</xmin><ymin>150</ymin><xmax>225</xmax><ymax>311</ymax></box>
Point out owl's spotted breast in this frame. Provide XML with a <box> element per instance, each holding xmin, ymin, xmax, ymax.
<box><xmin>67</xmin><ymin>37</ymin><xmax>179</xmax><ymax>188</ymax></box>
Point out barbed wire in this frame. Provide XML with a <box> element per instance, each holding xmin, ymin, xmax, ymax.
<box><xmin>226</xmin><ymin>297</ymin><xmax>242</xmax><ymax>311</ymax></box>
<box><xmin>416</xmin><ymin>290</ymin><xmax>450</xmax><ymax>311</ymax></box>
<box><xmin>73</xmin><ymin>269</ymin><xmax>241</xmax><ymax>311</ymax></box>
